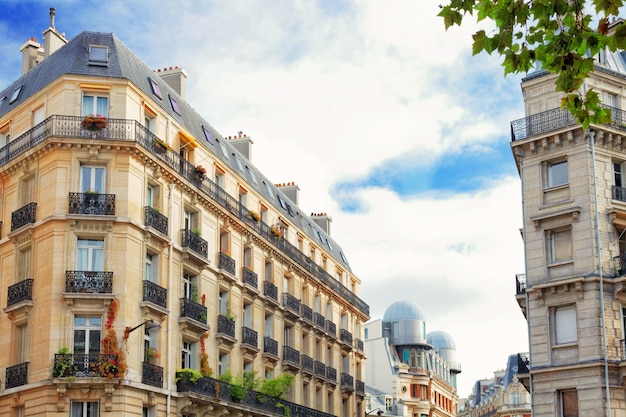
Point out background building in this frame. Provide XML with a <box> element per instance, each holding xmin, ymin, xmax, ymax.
<box><xmin>511</xmin><ymin>18</ymin><xmax>626</xmax><ymax>417</ymax></box>
<box><xmin>0</xmin><ymin>10</ymin><xmax>369</xmax><ymax>417</ymax></box>
<box><xmin>364</xmin><ymin>300</ymin><xmax>461</xmax><ymax>417</ymax></box>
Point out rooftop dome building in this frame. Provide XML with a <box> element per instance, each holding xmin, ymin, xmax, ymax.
<box><xmin>365</xmin><ymin>300</ymin><xmax>461</xmax><ymax>417</ymax></box>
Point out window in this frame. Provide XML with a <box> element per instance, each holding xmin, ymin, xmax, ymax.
<box><xmin>219</xmin><ymin>290</ymin><xmax>229</xmax><ymax>315</ymax></box>
<box><xmin>215</xmin><ymin>168</ymin><xmax>225</xmax><ymax>189</ymax></box>
<box><xmin>264</xmin><ymin>260</ymin><xmax>273</xmax><ymax>283</ymax></box>
<box><xmin>555</xmin><ymin>306</ymin><xmax>577</xmax><ymax>345</ymax></box>
<box><xmin>233</xmin><ymin>153</ymin><xmax>245</xmax><ymax>173</ymax></box>
<box><xmin>9</xmin><ymin>86</ymin><xmax>23</xmax><ymax>104</ymax></box>
<box><xmin>246</xmin><ymin>165</ymin><xmax>258</xmax><ymax>184</ymax></box>
<box><xmin>144</xmin><ymin>111</ymin><xmax>156</xmax><ymax>134</ymax></box>
<box><xmin>183</xmin><ymin>209</ymin><xmax>197</xmax><ymax>232</ymax></box>
<box><xmin>146</xmin><ymin>253</ymin><xmax>158</xmax><ymax>282</ymax></box>
<box><xmin>82</xmin><ymin>94</ymin><xmax>108</xmax><ymax>117</ymax></box>
<box><xmin>265</xmin><ymin>314</ymin><xmax>273</xmax><ymax>338</ymax></box>
<box><xmin>243</xmin><ymin>303</ymin><xmax>252</xmax><ymax>327</ymax></box>
<box><xmin>0</xmin><ymin>122</ymin><xmax>10</xmax><ymax>148</ymax></box>
<box><xmin>244</xmin><ymin>246</ymin><xmax>253</xmax><ymax>269</ymax></box>
<box><xmin>169</xmin><ymin>95</ymin><xmax>181</xmax><ymax>116</ymax></box>
<box><xmin>615</xmin><ymin>161</ymin><xmax>624</xmax><ymax>189</ymax></box>
<box><xmin>220</xmin><ymin>230</ymin><xmax>230</xmax><ymax>254</ymax></box>
<box><xmin>559</xmin><ymin>389</ymin><xmax>578</xmax><ymax>417</ymax></box>
<box><xmin>148</xmin><ymin>78</ymin><xmax>162</xmax><ymax>100</ymax></box>
<box><xmin>88</xmin><ymin>45</ymin><xmax>108</xmax><ymax>63</ymax></box>
<box><xmin>73</xmin><ymin>317</ymin><xmax>101</xmax><ymax>354</ymax></box>
<box><xmin>603</xmin><ymin>91</ymin><xmax>618</xmax><ymax>109</ymax></box>
<box><xmin>15</xmin><ymin>324</ymin><xmax>28</xmax><ymax>363</ymax></box>
<box><xmin>261</xmin><ymin>205</ymin><xmax>269</xmax><ymax>223</ymax></box>
<box><xmin>183</xmin><ymin>274</ymin><xmax>196</xmax><ymax>300</ymax></box>
<box><xmin>77</xmin><ymin>239</ymin><xmax>104</xmax><ymax>271</ymax></box>
<box><xmin>146</xmin><ymin>184</ymin><xmax>161</xmax><ymax>209</ymax></box>
<box><xmin>143</xmin><ymin>406</ymin><xmax>156</xmax><ymax>417</ymax></box>
<box><xmin>548</xmin><ymin>229</ymin><xmax>572</xmax><ymax>263</ymax></box>
<box><xmin>219</xmin><ymin>353</ymin><xmax>229</xmax><ymax>375</ymax></box>
<box><xmin>510</xmin><ymin>391</ymin><xmax>520</xmax><ymax>405</ymax></box>
<box><xmin>547</xmin><ymin>160</ymin><xmax>568</xmax><ymax>188</ymax></box>
<box><xmin>239</xmin><ymin>187</ymin><xmax>248</xmax><ymax>208</ymax></box>
<box><xmin>263</xmin><ymin>181</ymin><xmax>274</xmax><ymax>200</ymax></box>
<box><xmin>181</xmin><ymin>341</ymin><xmax>196</xmax><ymax>369</ymax></box>
<box><xmin>202</xmin><ymin>126</ymin><xmax>214</xmax><ymax>145</ymax></box>
<box><xmin>217</xmin><ymin>139</ymin><xmax>230</xmax><ymax>160</ymax></box>
<box><xmin>80</xmin><ymin>165</ymin><xmax>105</xmax><ymax>193</ymax></box>
<box><xmin>284</xmin><ymin>325</ymin><xmax>293</xmax><ymax>347</ymax></box>
<box><xmin>71</xmin><ymin>401</ymin><xmax>99</xmax><ymax>417</ymax></box>
<box><xmin>385</xmin><ymin>397</ymin><xmax>392</xmax><ymax>411</ymax></box>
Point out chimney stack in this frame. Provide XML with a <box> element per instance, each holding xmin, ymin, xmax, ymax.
<box><xmin>311</xmin><ymin>212</ymin><xmax>332</xmax><ymax>236</ymax></box>
<box><xmin>228</xmin><ymin>131</ymin><xmax>253</xmax><ymax>160</ymax></box>
<box><xmin>20</xmin><ymin>38</ymin><xmax>44</xmax><ymax>75</ymax></box>
<box><xmin>157</xmin><ymin>66</ymin><xmax>188</xmax><ymax>99</ymax></box>
<box><xmin>43</xmin><ymin>7</ymin><xmax>67</xmax><ymax>59</ymax></box>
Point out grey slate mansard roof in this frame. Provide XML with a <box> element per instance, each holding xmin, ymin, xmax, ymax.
<box><xmin>0</xmin><ymin>30</ymin><xmax>353</xmax><ymax>273</ymax></box>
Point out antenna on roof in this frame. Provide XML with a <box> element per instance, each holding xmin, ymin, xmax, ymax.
<box><xmin>50</xmin><ymin>7</ymin><xmax>56</xmax><ymax>29</ymax></box>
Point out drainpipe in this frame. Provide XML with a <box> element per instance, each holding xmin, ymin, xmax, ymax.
<box><xmin>589</xmin><ymin>129</ymin><xmax>611</xmax><ymax>417</ymax></box>
<box><xmin>166</xmin><ymin>182</ymin><xmax>174</xmax><ymax>417</ymax></box>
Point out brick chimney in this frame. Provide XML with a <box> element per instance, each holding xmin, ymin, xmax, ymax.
<box><xmin>42</xmin><ymin>8</ymin><xmax>67</xmax><ymax>59</ymax></box>
<box><xmin>311</xmin><ymin>212</ymin><xmax>332</xmax><ymax>236</ymax></box>
<box><xmin>276</xmin><ymin>182</ymin><xmax>299</xmax><ymax>205</ymax></box>
<box><xmin>227</xmin><ymin>131</ymin><xmax>253</xmax><ymax>160</ymax></box>
<box><xmin>20</xmin><ymin>38</ymin><xmax>44</xmax><ymax>75</ymax></box>
<box><xmin>157</xmin><ymin>66</ymin><xmax>188</xmax><ymax>99</ymax></box>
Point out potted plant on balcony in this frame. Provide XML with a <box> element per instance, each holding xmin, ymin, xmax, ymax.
<box><xmin>52</xmin><ymin>347</ymin><xmax>75</xmax><ymax>378</ymax></box>
<box><xmin>270</xmin><ymin>225</ymin><xmax>283</xmax><ymax>240</ymax></box>
<box><xmin>81</xmin><ymin>114</ymin><xmax>108</xmax><ymax>132</ymax></box>
<box><xmin>194</xmin><ymin>165</ymin><xmax>207</xmax><ymax>182</ymax></box>
<box><xmin>248</xmin><ymin>210</ymin><xmax>260</xmax><ymax>222</ymax></box>
<box><xmin>153</xmin><ymin>137</ymin><xmax>171</xmax><ymax>153</ymax></box>
<box><xmin>145</xmin><ymin>347</ymin><xmax>160</xmax><ymax>365</ymax></box>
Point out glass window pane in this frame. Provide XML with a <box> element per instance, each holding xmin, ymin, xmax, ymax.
<box><xmin>89</xmin><ymin>330</ymin><xmax>101</xmax><ymax>353</ymax></box>
<box><xmin>556</xmin><ymin>307</ymin><xmax>577</xmax><ymax>344</ymax></box>
<box><xmin>553</xmin><ymin>230</ymin><xmax>572</xmax><ymax>261</ymax></box>
<box><xmin>96</xmin><ymin>97</ymin><xmax>108</xmax><ymax>117</ymax></box>
<box><xmin>74</xmin><ymin>330</ymin><xmax>86</xmax><ymax>353</ymax></box>
<box><xmin>82</xmin><ymin>96</ymin><xmax>94</xmax><ymax>116</ymax></box>
<box><xmin>549</xmin><ymin>161</ymin><xmax>568</xmax><ymax>187</ymax></box>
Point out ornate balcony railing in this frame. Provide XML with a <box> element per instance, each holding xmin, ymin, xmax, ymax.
<box><xmin>68</xmin><ymin>193</ymin><xmax>115</xmax><ymax>215</ymax></box>
<box><xmin>315</xmin><ymin>360</ymin><xmax>326</xmax><ymax>377</ymax></box>
<box><xmin>314</xmin><ymin>312</ymin><xmax>325</xmax><ymax>328</ymax></box>
<box><xmin>326</xmin><ymin>366</ymin><xmax>337</xmax><ymax>383</ymax></box>
<box><xmin>516</xmin><ymin>273</ymin><xmax>526</xmax><ymax>295</ymax></box>
<box><xmin>144</xmin><ymin>206</ymin><xmax>168</xmax><ymax>235</ymax></box>
<box><xmin>283</xmin><ymin>293</ymin><xmax>301</xmax><ymax>316</ymax></box>
<box><xmin>180</xmin><ymin>298</ymin><xmax>208</xmax><ymax>325</ymax></box>
<box><xmin>341</xmin><ymin>373</ymin><xmax>354</xmax><ymax>391</ymax></box>
<box><xmin>6</xmin><ymin>362</ymin><xmax>28</xmax><ymax>388</ymax></box>
<box><xmin>142</xmin><ymin>362</ymin><xmax>163</xmax><ymax>387</ymax></box>
<box><xmin>218</xmin><ymin>251</ymin><xmax>236</xmax><ymax>275</ymax></box>
<box><xmin>301</xmin><ymin>354</ymin><xmax>314</xmax><ymax>373</ymax></box>
<box><xmin>52</xmin><ymin>353</ymin><xmax>118</xmax><ymax>378</ymax></box>
<box><xmin>7</xmin><ymin>278</ymin><xmax>34</xmax><ymax>307</ymax></box>
<box><xmin>340</xmin><ymin>328</ymin><xmax>353</xmax><ymax>345</ymax></box>
<box><xmin>263</xmin><ymin>337</ymin><xmax>278</xmax><ymax>356</ymax></box>
<box><xmin>301</xmin><ymin>304</ymin><xmax>313</xmax><ymax>324</ymax></box>
<box><xmin>355</xmin><ymin>338</ymin><xmax>364</xmax><ymax>352</ymax></box>
<box><xmin>176</xmin><ymin>374</ymin><xmax>335</xmax><ymax>417</ymax></box>
<box><xmin>242</xmin><ymin>267</ymin><xmax>258</xmax><ymax>289</ymax></box>
<box><xmin>242</xmin><ymin>326</ymin><xmax>258</xmax><ymax>348</ymax></box>
<box><xmin>181</xmin><ymin>230</ymin><xmax>208</xmax><ymax>259</ymax></box>
<box><xmin>326</xmin><ymin>320</ymin><xmax>337</xmax><ymax>338</ymax></box>
<box><xmin>356</xmin><ymin>380</ymin><xmax>365</xmax><ymax>394</ymax></box>
<box><xmin>143</xmin><ymin>280</ymin><xmax>167</xmax><ymax>308</ymax></box>
<box><xmin>283</xmin><ymin>345</ymin><xmax>301</xmax><ymax>366</ymax></box>
<box><xmin>217</xmin><ymin>314</ymin><xmax>236</xmax><ymax>338</ymax></box>
<box><xmin>65</xmin><ymin>271</ymin><xmax>113</xmax><ymax>293</ymax></box>
<box><xmin>0</xmin><ymin>115</ymin><xmax>371</xmax><ymax>316</ymax></box>
<box><xmin>11</xmin><ymin>202</ymin><xmax>37</xmax><ymax>231</ymax></box>
<box><xmin>263</xmin><ymin>281</ymin><xmax>278</xmax><ymax>302</ymax></box>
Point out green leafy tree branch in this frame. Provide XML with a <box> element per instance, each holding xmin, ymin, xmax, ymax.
<box><xmin>438</xmin><ymin>0</ymin><xmax>626</xmax><ymax>127</ymax></box>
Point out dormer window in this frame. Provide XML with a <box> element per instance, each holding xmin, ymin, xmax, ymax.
<box><xmin>88</xmin><ymin>45</ymin><xmax>108</xmax><ymax>65</ymax></box>
<box><xmin>149</xmin><ymin>78</ymin><xmax>162</xmax><ymax>100</ymax></box>
<box><xmin>169</xmin><ymin>95</ymin><xmax>181</xmax><ymax>115</ymax></box>
<box><xmin>202</xmin><ymin>126</ymin><xmax>214</xmax><ymax>145</ymax></box>
<box><xmin>9</xmin><ymin>86</ymin><xmax>23</xmax><ymax>104</ymax></box>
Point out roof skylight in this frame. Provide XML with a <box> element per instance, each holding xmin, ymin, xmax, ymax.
<box><xmin>88</xmin><ymin>45</ymin><xmax>108</xmax><ymax>65</ymax></box>
<box><xmin>9</xmin><ymin>86</ymin><xmax>22</xmax><ymax>104</ymax></box>
<box><xmin>202</xmin><ymin>126</ymin><xmax>215</xmax><ymax>145</ymax></box>
<box><xmin>169</xmin><ymin>95</ymin><xmax>181</xmax><ymax>115</ymax></box>
<box><xmin>149</xmin><ymin>78</ymin><xmax>162</xmax><ymax>100</ymax></box>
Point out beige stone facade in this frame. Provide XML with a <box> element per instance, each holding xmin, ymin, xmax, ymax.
<box><xmin>512</xmin><ymin>34</ymin><xmax>626</xmax><ymax>417</ymax></box>
<box><xmin>0</xmin><ymin>23</ymin><xmax>368</xmax><ymax>417</ymax></box>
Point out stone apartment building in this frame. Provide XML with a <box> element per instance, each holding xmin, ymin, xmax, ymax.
<box><xmin>0</xmin><ymin>10</ymin><xmax>369</xmax><ymax>417</ymax></box>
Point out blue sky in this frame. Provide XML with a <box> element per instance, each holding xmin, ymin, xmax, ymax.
<box><xmin>0</xmin><ymin>0</ymin><xmax>530</xmax><ymax>397</ymax></box>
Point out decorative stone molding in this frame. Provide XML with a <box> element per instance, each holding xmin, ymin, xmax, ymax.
<box><xmin>55</xmin><ymin>384</ymin><xmax>67</xmax><ymax>411</ymax></box>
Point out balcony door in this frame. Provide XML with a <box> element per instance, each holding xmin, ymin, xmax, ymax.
<box><xmin>80</xmin><ymin>166</ymin><xmax>105</xmax><ymax>193</ymax></box>
<box><xmin>73</xmin><ymin>317</ymin><xmax>101</xmax><ymax>354</ymax></box>
<box><xmin>77</xmin><ymin>239</ymin><xmax>104</xmax><ymax>272</ymax></box>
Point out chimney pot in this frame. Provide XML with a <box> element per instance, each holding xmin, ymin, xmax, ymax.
<box><xmin>50</xmin><ymin>8</ymin><xmax>56</xmax><ymax>29</ymax></box>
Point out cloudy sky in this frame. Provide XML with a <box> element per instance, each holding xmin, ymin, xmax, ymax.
<box><xmin>0</xmin><ymin>0</ymin><xmax>529</xmax><ymax>397</ymax></box>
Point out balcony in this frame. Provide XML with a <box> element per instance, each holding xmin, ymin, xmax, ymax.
<box><xmin>341</xmin><ymin>372</ymin><xmax>354</xmax><ymax>394</ymax></box>
<box><xmin>143</xmin><ymin>280</ymin><xmax>167</xmax><ymax>309</ymax></box>
<box><xmin>263</xmin><ymin>337</ymin><xmax>279</xmax><ymax>360</ymax></box>
<box><xmin>52</xmin><ymin>353</ymin><xmax>118</xmax><ymax>378</ymax></box>
<box><xmin>301</xmin><ymin>354</ymin><xmax>314</xmax><ymax>376</ymax></box>
<box><xmin>242</xmin><ymin>267</ymin><xmax>258</xmax><ymax>291</ymax></box>
<box><xmin>11</xmin><ymin>202</ymin><xmax>36</xmax><ymax>231</ymax></box>
<box><xmin>216</xmin><ymin>315</ymin><xmax>236</xmax><ymax>346</ymax></box>
<box><xmin>283</xmin><ymin>293</ymin><xmax>301</xmax><ymax>319</ymax></box>
<box><xmin>356</xmin><ymin>380</ymin><xmax>365</xmax><ymax>397</ymax></box>
<box><xmin>6</xmin><ymin>362</ymin><xmax>28</xmax><ymax>388</ymax></box>
<box><xmin>326</xmin><ymin>320</ymin><xmax>337</xmax><ymax>338</ymax></box>
<box><xmin>283</xmin><ymin>345</ymin><xmax>301</xmax><ymax>371</ymax></box>
<box><xmin>144</xmin><ymin>206</ymin><xmax>168</xmax><ymax>236</ymax></box>
<box><xmin>516</xmin><ymin>273</ymin><xmax>526</xmax><ymax>295</ymax></box>
<box><xmin>7</xmin><ymin>278</ymin><xmax>34</xmax><ymax>308</ymax></box>
<box><xmin>340</xmin><ymin>329</ymin><xmax>353</xmax><ymax>347</ymax></box>
<box><xmin>241</xmin><ymin>326</ymin><xmax>259</xmax><ymax>359</ymax></box>
<box><xmin>142</xmin><ymin>362</ymin><xmax>163</xmax><ymax>387</ymax></box>
<box><xmin>315</xmin><ymin>360</ymin><xmax>326</xmax><ymax>379</ymax></box>
<box><xmin>179</xmin><ymin>298</ymin><xmax>209</xmax><ymax>334</ymax></box>
<box><xmin>176</xmin><ymin>374</ymin><xmax>336</xmax><ymax>417</ymax></box>
<box><xmin>65</xmin><ymin>271</ymin><xmax>113</xmax><ymax>293</ymax></box>
<box><xmin>326</xmin><ymin>366</ymin><xmax>337</xmax><ymax>386</ymax></box>
<box><xmin>263</xmin><ymin>281</ymin><xmax>279</xmax><ymax>304</ymax></box>
<box><xmin>355</xmin><ymin>338</ymin><xmax>364</xmax><ymax>353</ymax></box>
<box><xmin>218</xmin><ymin>251</ymin><xmax>236</xmax><ymax>277</ymax></box>
<box><xmin>68</xmin><ymin>193</ymin><xmax>115</xmax><ymax>216</ymax></box>
<box><xmin>181</xmin><ymin>230</ymin><xmax>208</xmax><ymax>262</ymax></box>
<box><xmin>301</xmin><ymin>304</ymin><xmax>314</xmax><ymax>325</ymax></box>
<box><xmin>314</xmin><ymin>312</ymin><xmax>325</xmax><ymax>329</ymax></box>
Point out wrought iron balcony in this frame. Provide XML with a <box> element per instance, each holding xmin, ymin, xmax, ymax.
<box><xmin>176</xmin><ymin>374</ymin><xmax>336</xmax><ymax>417</ymax></box>
<box><xmin>144</xmin><ymin>206</ymin><xmax>168</xmax><ymax>235</ymax></box>
<box><xmin>340</xmin><ymin>373</ymin><xmax>354</xmax><ymax>391</ymax></box>
<box><xmin>283</xmin><ymin>293</ymin><xmax>301</xmax><ymax>316</ymax></box>
<box><xmin>7</xmin><ymin>278</ymin><xmax>34</xmax><ymax>307</ymax></box>
<box><xmin>241</xmin><ymin>326</ymin><xmax>258</xmax><ymax>348</ymax></box>
<box><xmin>326</xmin><ymin>366</ymin><xmax>337</xmax><ymax>383</ymax></box>
<box><xmin>301</xmin><ymin>304</ymin><xmax>313</xmax><ymax>324</ymax></box>
<box><xmin>65</xmin><ymin>271</ymin><xmax>113</xmax><ymax>293</ymax></box>
<box><xmin>301</xmin><ymin>354</ymin><xmax>314</xmax><ymax>374</ymax></box>
<box><xmin>143</xmin><ymin>280</ymin><xmax>167</xmax><ymax>308</ymax></box>
<box><xmin>263</xmin><ymin>336</ymin><xmax>278</xmax><ymax>357</ymax></box>
<box><xmin>326</xmin><ymin>320</ymin><xmax>337</xmax><ymax>338</ymax></box>
<box><xmin>355</xmin><ymin>338</ymin><xmax>364</xmax><ymax>352</ymax></box>
<box><xmin>68</xmin><ymin>192</ymin><xmax>115</xmax><ymax>215</ymax></box>
<box><xmin>263</xmin><ymin>280</ymin><xmax>278</xmax><ymax>303</ymax></box>
<box><xmin>217</xmin><ymin>314</ymin><xmax>236</xmax><ymax>338</ymax></box>
<box><xmin>6</xmin><ymin>362</ymin><xmax>28</xmax><ymax>388</ymax></box>
<box><xmin>340</xmin><ymin>328</ymin><xmax>353</xmax><ymax>345</ymax></box>
<box><xmin>516</xmin><ymin>273</ymin><xmax>526</xmax><ymax>295</ymax></box>
<box><xmin>11</xmin><ymin>202</ymin><xmax>37</xmax><ymax>231</ymax></box>
<box><xmin>180</xmin><ymin>298</ymin><xmax>208</xmax><ymax>325</ymax></box>
<box><xmin>242</xmin><ymin>267</ymin><xmax>258</xmax><ymax>289</ymax></box>
<box><xmin>218</xmin><ymin>251</ymin><xmax>236</xmax><ymax>275</ymax></box>
<box><xmin>283</xmin><ymin>345</ymin><xmax>301</xmax><ymax>367</ymax></box>
<box><xmin>356</xmin><ymin>380</ymin><xmax>365</xmax><ymax>395</ymax></box>
<box><xmin>314</xmin><ymin>312</ymin><xmax>325</xmax><ymax>328</ymax></box>
<box><xmin>315</xmin><ymin>360</ymin><xmax>326</xmax><ymax>378</ymax></box>
<box><xmin>142</xmin><ymin>362</ymin><xmax>163</xmax><ymax>387</ymax></box>
<box><xmin>52</xmin><ymin>353</ymin><xmax>118</xmax><ymax>378</ymax></box>
<box><xmin>181</xmin><ymin>230</ymin><xmax>208</xmax><ymax>259</ymax></box>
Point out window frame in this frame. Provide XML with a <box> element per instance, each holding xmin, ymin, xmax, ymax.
<box><xmin>547</xmin><ymin>227</ymin><xmax>573</xmax><ymax>265</ymax></box>
<box><xmin>77</xmin><ymin>239</ymin><xmax>105</xmax><ymax>272</ymax></box>
<box><xmin>558</xmin><ymin>389</ymin><xmax>578</xmax><ymax>417</ymax></box>
<box><xmin>547</xmin><ymin>160</ymin><xmax>568</xmax><ymax>189</ymax></box>
<box><xmin>82</xmin><ymin>93</ymin><xmax>109</xmax><ymax>117</ymax></box>
<box><xmin>553</xmin><ymin>305</ymin><xmax>578</xmax><ymax>346</ymax></box>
